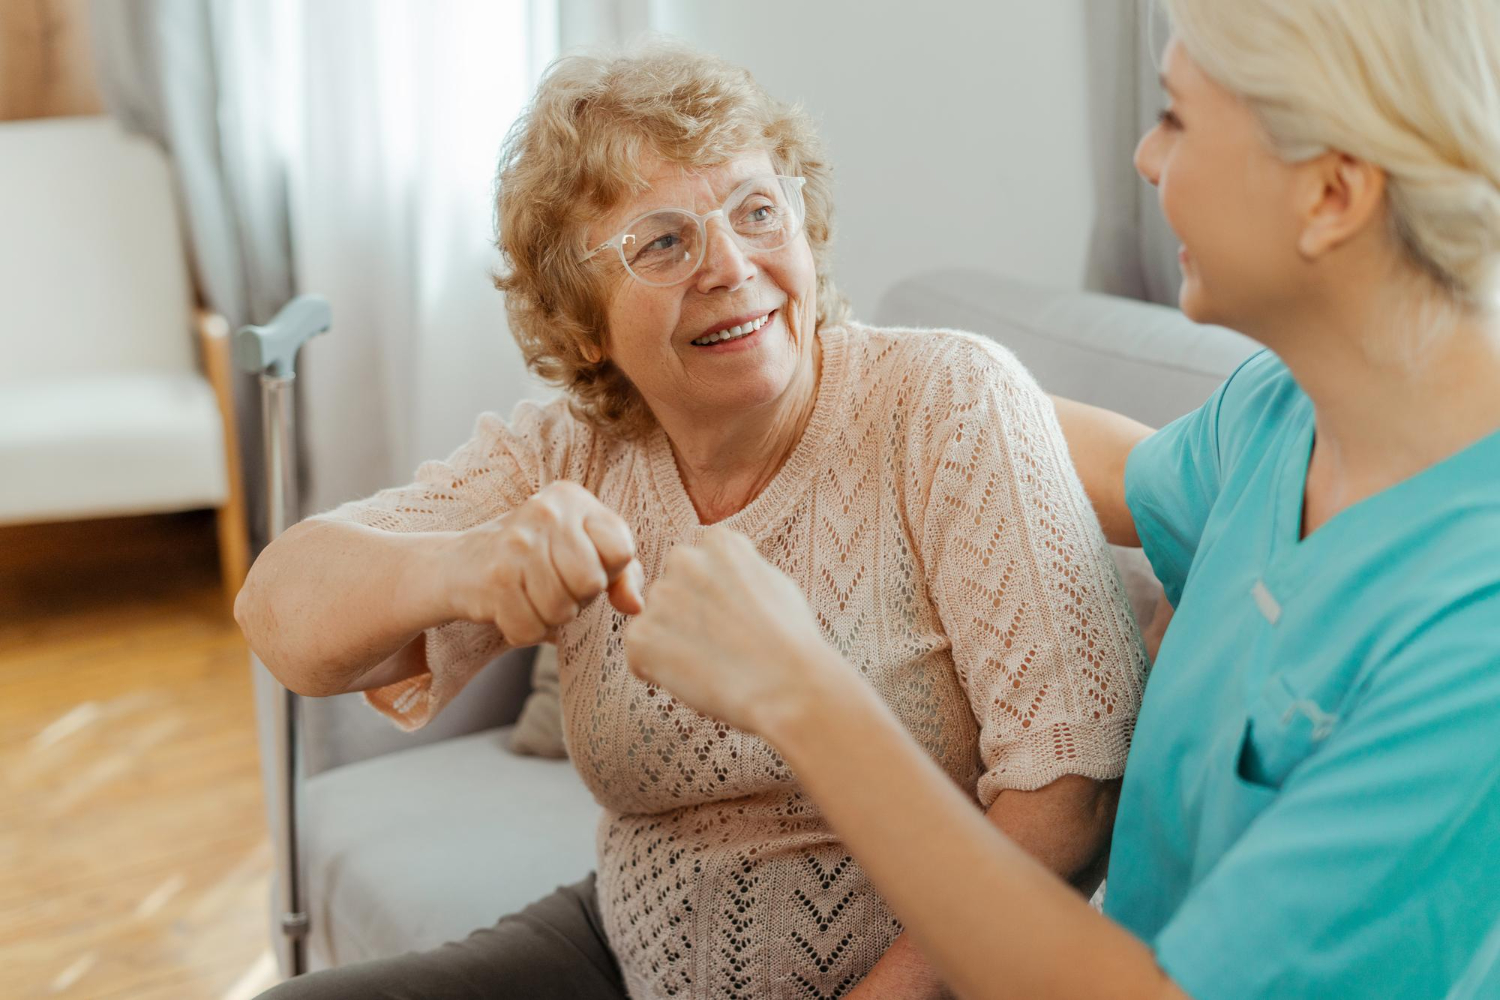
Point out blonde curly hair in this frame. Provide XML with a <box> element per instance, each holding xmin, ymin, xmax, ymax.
<box><xmin>493</xmin><ymin>44</ymin><xmax>849</xmax><ymax>436</ymax></box>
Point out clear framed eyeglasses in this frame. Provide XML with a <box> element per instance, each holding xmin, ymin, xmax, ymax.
<box><xmin>579</xmin><ymin>174</ymin><xmax>808</xmax><ymax>287</ymax></box>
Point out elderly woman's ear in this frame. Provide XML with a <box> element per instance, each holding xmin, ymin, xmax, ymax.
<box><xmin>581</xmin><ymin>342</ymin><xmax>603</xmax><ymax>364</ymax></box>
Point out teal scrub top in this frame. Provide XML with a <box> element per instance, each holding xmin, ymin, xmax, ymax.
<box><xmin>1102</xmin><ymin>350</ymin><xmax>1500</xmax><ymax>998</ymax></box>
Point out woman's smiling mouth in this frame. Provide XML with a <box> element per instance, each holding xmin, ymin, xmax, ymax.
<box><xmin>691</xmin><ymin>310</ymin><xmax>775</xmax><ymax>347</ymax></box>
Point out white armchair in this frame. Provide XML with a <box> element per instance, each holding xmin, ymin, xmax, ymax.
<box><xmin>0</xmin><ymin>115</ymin><xmax>248</xmax><ymax>602</ymax></box>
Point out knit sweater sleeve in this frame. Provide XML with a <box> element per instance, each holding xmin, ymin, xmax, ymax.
<box><xmin>310</xmin><ymin>396</ymin><xmax>587</xmax><ymax>731</ymax></box>
<box><xmin>903</xmin><ymin>333</ymin><xmax>1147</xmax><ymax>804</ymax></box>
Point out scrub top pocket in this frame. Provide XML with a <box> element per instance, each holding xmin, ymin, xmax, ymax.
<box><xmin>1237</xmin><ymin>671</ymin><xmax>1339</xmax><ymax>789</ymax></box>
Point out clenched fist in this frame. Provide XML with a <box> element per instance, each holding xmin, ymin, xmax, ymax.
<box><xmin>623</xmin><ymin>526</ymin><xmax>840</xmax><ymax>733</ymax></box>
<box><xmin>440</xmin><ymin>481</ymin><xmax>644</xmax><ymax>646</ymax></box>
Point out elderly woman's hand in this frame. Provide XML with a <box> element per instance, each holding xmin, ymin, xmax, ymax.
<box><xmin>624</xmin><ymin>526</ymin><xmax>846</xmax><ymax>733</ymax></box>
<box><xmin>440</xmin><ymin>481</ymin><xmax>644</xmax><ymax>646</ymax></box>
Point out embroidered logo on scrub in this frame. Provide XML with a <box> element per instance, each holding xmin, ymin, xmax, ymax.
<box><xmin>1248</xmin><ymin>580</ymin><xmax>1339</xmax><ymax>740</ymax></box>
<box><xmin>1282</xmin><ymin>698</ymin><xmax>1339</xmax><ymax>741</ymax></box>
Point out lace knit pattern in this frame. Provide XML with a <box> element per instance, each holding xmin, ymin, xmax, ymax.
<box><xmin>316</xmin><ymin>323</ymin><xmax>1148</xmax><ymax>999</ymax></box>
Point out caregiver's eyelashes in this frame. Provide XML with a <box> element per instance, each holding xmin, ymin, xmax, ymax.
<box><xmin>1156</xmin><ymin>107</ymin><xmax>1183</xmax><ymax>130</ymax></box>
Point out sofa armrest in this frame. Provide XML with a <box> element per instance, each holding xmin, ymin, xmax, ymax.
<box><xmin>281</xmin><ymin>645</ymin><xmax>537</xmax><ymax>778</ymax></box>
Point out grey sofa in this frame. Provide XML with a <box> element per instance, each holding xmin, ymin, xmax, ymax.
<box><xmin>279</xmin><ymin>270</ymin><xmax>1257</xmax><ymax>974</ymax></box>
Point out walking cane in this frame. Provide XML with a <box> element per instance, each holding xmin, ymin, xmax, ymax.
<box><xmin>233</xmin><ymin>295</ymin><xmax>331</xmax><ymax>977</ymax></box>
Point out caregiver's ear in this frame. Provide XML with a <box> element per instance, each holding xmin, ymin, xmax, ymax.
<box><xmin>1295</xmin><ymin>151</ymin><xmax>1387</xmax><ymax>260</ymax></box>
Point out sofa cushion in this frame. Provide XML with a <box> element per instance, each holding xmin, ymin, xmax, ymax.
<box><xmin>876</xmin><ymin>269</ymin><xmax>1258</xmax><ymax>429</ymax></box>
<box><xmin>303</xmin><ymin>725</ymin><xmax>601</xmax><ymax>970</ymax></box>
<box><xmin>0</xmin><ymin>372</ymin><xmax>227</xmax><ymax>523</ymax></box>
<box><xmin>297</xmin><ymin>648</ymin><xmax>536</xmax><ymax>779</ymax></box>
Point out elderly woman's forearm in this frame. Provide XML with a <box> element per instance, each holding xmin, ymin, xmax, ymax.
<box><xmin>1049</xmin><ymin>396</ymin><xmax>1152</xmax><ymax>546</ymax></box>
<box><xmin>234</xmin><ymin>518</ymin><xmax>457</xmax><ymax>696</ymax></box>
<box><xmin>984</xmin><ymin>776</ymin><xmax>1121</xmax><ymax>909</ymax></box>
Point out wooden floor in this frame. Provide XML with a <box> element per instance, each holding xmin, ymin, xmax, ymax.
<box><xmin>1</xmin><ymin>512</ymin><xmax>279</xmax><ymax>999</ymax></box>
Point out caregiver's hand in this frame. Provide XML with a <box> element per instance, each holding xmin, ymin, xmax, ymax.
<box><xmin>439</xmin><ymin>481</ymin><xmax>644</xmax><ymax>646</ymax></box>
<box><xmin>624</xmin><ymin>526</ymin><xmax>845</xmax><ymax>733</ymax></box>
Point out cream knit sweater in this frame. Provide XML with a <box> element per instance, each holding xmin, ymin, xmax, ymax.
<box><xmin>316</xmin><ymin>323</ymin><xmax>1148</xmax><ymax>999</ymax></box>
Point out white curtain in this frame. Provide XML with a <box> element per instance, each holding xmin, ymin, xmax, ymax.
<box><xmin>90</xmin><ymin>0</ymin><xmax>307</xmax><ymax>551</ymax></box>
<box><xmin>273</xmin><ymin>0</ymin><xmax>562</xmax><ymax>515</ymax></box>
<box><xmin>1082</xmin><ymin>0</ymin><xmax>1180</xmax><ymax>306</ymax></box>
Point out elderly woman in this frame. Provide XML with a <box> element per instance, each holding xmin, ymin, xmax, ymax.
<box><xmin>240</xmin><ymin>46</ymin><xmax>1145</xmax><ymax>1000</ymax></box>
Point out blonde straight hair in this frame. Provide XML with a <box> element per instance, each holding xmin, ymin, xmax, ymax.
<box><xmin>1163</xmin><ymin>0</ymin><xmax>1500</xmax><ymax>313</ymax></box>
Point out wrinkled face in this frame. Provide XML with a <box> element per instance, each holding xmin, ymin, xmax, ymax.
<box><xmin>1134</xmin><ymin>39</ymin><xmax>1305</xmax><ymax>330</ymax></box>
<box><xmin>589</xmin><ymin>150</ymin><xmax>819</xmax><ymax>429</ymax></box>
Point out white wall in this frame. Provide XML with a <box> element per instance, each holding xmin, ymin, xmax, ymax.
<box><xmin>643</xmin><ymin>0</ymin><xmax>1099</xmax><ymax>319</ymax></box>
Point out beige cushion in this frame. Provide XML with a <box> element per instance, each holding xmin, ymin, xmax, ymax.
<box><xmin>508</xmin><ymin>643</ymin><xmax>567</xmax><ymax>759</ymax></box>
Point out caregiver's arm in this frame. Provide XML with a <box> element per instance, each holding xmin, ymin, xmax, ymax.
<box><xmin>765</xmin><ymin>660</ymin><xmax>1185</xmax><ymax>1000</ymax></box>
<box><xmin>847</xmin><ymin>348</ymin><xmax>1141</xmax><ymax>997</ymax></box>
<box><xmin>1049</xmin><ymin>396</ymin><xmax>1153</xmax><ymax>547</ymax></box>
<box><xmin>850</xmin><ymin>776</ymin><xmax>1118</xmax><ymax>999</ymax></box>
<box><xmin>235</xmin><ymin>481</ymin><xmax>642</xmax><ymax>698</ymax></box>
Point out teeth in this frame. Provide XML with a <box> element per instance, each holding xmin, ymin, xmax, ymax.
<box><xmin>693</xmin><ymin>313</ymin><xmax>770</xmax><ymax>346</ymax></box>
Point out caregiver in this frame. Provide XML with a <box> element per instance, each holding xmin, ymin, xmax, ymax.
<box><xmin>623</xmin><ymin>1</ymin><xmax>1500</xmax><ymax>997</ymax></box>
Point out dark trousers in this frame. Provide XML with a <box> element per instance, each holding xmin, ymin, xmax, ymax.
<box><xmin>256</xmin><ymin>875</ymin><xmax>627</xmax><ymax>1000</ymax></box>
